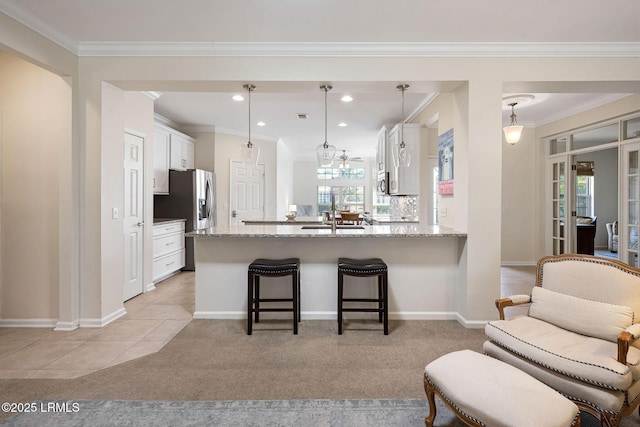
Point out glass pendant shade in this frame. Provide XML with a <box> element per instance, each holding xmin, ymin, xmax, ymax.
<box><xmin>503</xmin><ymin>102</ymin><xmax>523</xmax><ymax>145</ymax></box>
<box><xmin>392</xmin><ymin>84</ymin><xmax>412</xmax><ymax>168</ymax></box>
<box><xmin>241</xmin><ymin>84</ymin><xmax>260</xmax><ymax>165</ymax></box>
<box><xmin>503</xmin><ymin>125</ymin><xmax>524</xmax><ymax>145</ymax></box>
<box><xmin>317</xmin><ymin>143</ymin><xmax>336</xmax><ymax>167</ymax></box>
<box><xmin>241</xmin><ymin>141</ymin><xmax>260</xmax><ymax>164</ymax></box>
<box><xmin>316</xmin><ymin>84</ymin><xmax>336</xmax><ymax>167</ymax></box>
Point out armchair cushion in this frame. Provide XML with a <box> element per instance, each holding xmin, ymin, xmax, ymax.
<box><xmin>529</xmin><ymin>286</ymin><xmax>634</xmax><ymax>343</ymax></box>
<box><xmin>486</xmin><ymin>316</ymin><xmax>640</xmax><ymax>391</ymax></box>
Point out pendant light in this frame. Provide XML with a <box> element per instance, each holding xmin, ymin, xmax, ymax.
<box><xmin>240</xmin><ymin>84</ymin><xmax>260</xmax><ymax>165</ymax></box>
<box><xmin>503</xmin><ymin>102</ymin><xmax>524</xmax><ymax>145</ymax></box>
<box><xmin>316</xmin><ymin>84</ymin><xmax>336</xmax><ymax>167</ymax></box>
<box><xmin>392</xmin><ymin>84</ymin><xmax>413</xmax><ymax>168</ymax></box>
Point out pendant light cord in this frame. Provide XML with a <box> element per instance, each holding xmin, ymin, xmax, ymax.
<box><xmin>323</xmin><ymin>85</ymin><xmax>329</xmax><ymax>149</ymax></box>
<box><xmin>244</xmin><ymin>84</ymin><xmax>255</xmax><ymax>148</ymax></box>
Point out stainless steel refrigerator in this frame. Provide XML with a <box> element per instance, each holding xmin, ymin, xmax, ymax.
<box><xmin>154</xmin><ymin>169</ymin><xmax>215</xmax><ymax>270</ymax></box>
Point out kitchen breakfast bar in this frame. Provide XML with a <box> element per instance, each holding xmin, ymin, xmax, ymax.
<box><xmin>188</xmin><ymin>224</ymin><xmax>468</xmax><ymax>325</ymax></box>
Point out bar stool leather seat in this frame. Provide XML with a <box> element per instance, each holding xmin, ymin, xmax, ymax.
<box><xmin>247</xmin><ymin>258</ymin><xmax>300</xmax><ymax>335</ymax></box>
<box><xmin>337</xmin><ymin>257</ymin><xmax>388</xmax><ymax>335</ymax></box>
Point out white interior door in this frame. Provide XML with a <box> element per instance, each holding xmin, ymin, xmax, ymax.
<box><xmin>230</xmin><ymin>160</ymin><xmax>264</xmax><ymax>225</ymax></box>
<box><xmin>123</xmin><ymin>132</ymin><xmax>145</xmax><ymax>301</ymax></box>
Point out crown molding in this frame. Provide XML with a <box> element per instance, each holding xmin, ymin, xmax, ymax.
<box><xmin>75</xmin><ymin>41</ymin><xmax>640</xmax><ymax>58</ymax></box>
<box><xmin>0</xmin><ymin>0</ymin><xmax>78</xmax><ymax>53</ymax></box>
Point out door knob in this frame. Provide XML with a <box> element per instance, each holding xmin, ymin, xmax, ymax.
<box><xmin>137</xmin><ymin>221</ymin><xmax>145</xmax><ymax>227</ymax></box>
<box><xmin>232</xmin><ymin>210</ymin><xmax>237</xmax><ymax>218</ymax></box>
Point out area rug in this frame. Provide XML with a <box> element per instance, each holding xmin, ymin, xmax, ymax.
<box><xmin>1</xmin><ymin>398</ymin><xmax>465</xmax><ymax>427</ymax></box>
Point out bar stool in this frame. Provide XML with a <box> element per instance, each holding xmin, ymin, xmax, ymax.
<box><xmin>247</xmin><ymin>258</ymin><xmax>300</xmax><ymax>335</ymax></box>
<box><xmin>337</xmin><ymin>257</ymin><xmax>388</xmax><ymax>335</ymax></box>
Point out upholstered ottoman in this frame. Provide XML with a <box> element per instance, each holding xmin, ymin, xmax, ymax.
<box><xmin>423</xmin><ymin>350</ymin><xmax>580</xmax><ymax>427</ymax></box>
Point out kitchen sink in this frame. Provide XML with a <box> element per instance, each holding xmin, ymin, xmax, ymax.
<box><xmin>301</xmin><ymin>225</ymin><xmax>365</xmax><ymax>230</ymax></box>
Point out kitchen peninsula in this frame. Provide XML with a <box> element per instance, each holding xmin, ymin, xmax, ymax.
<box><xmin>189</xmin><ymin>223</ymin><xmax>470</xmax><ymax>325</ymax></box>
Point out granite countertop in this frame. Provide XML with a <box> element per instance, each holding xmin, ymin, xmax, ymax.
<box><xmin>243</xmin><ymin>217</ymin><xmax>323</xmax><ymax>225</ymax></box>
<box><xmin>154</xmin><ymin>218</ymin><xmax>187</xmax><ymax>225</ymax></box>
<box><xmin>187</xmin><ymin>223</ymin><xmax>466</xmax><ymax>238</ymax></box>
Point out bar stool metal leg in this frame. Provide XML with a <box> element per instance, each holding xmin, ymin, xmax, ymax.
<box><xmin>247</xmin><ymin>270</ymin><xmax>254</xmax><ymax>335</ymax></box>
<box><xmin>338</xmin><ymin>268</ymin><xmax>344</xmax><ymax>335</ymax></box>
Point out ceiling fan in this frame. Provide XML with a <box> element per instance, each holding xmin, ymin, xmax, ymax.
<box><xmin>337</xmin><ymin>150</ymin><xmax>363</xmax><ymax>168</ymax></box>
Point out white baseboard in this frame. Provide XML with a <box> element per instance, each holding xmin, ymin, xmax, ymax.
<box><xmin>54</xmin><ymin>320</ymin><xmax>80</xmax><ymax>331</ymax></box>
<box><xmin>145</xmin><ymin>281</ymin><xmax>156</xmax><ymax>293</ymax></box>
<box><xmin>501</xmin><ymin>261</ymin><xmax>537</xmax><ymax>267</ymax></box>
<box><xmin>0</xmin><ymin>318</ymin><xmax>57</xmax><ymax>328</ymax></box>
<box><xmin>79</xmin><ymin>307</ymin><xmax>127</xmax><ymax>328</ymax></box>
<box><xmin>193</xmin><ymin>310</ymin><xmax>490</xmax><ymax>328</ymax></box>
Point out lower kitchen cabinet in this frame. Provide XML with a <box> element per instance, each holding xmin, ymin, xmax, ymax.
<box><xmin>152</xmin><ymin>219</ymin><xmax>186</xmax><ymax>282</ymax></box>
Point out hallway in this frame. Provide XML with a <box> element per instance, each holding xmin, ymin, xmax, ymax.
<box><xmin>0</xmin><ymin>273</ymin><xmax>193</xmax><ymax>379</ymax></box>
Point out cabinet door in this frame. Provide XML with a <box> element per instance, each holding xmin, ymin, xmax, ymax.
<box><xmin>387</xmin><ymin>124</ymin><xmax>420</xmax><ymax>195</ymax></box>
<box><xmin>169</xmin><ymin>133</ymin><xmax>186</xmax><ymax>170</ymax></box>
<box><xmin>153</xmin><ymin>126</ymin><xmax>170</xmax><ymax>194</ymax></box>
<box><xmin>184</xmin><ymin>140</ymin><xmax>195</xmax><ymax>169</ymax></box>
<box><xmin>387</xmin><ymin>128</ymin><xmax>399</xmax><ymax>194</ymax></box>
<box><xmin>396</xmin><ymin>125</ymin><xmax>420</xmax><ymax>195</ymax></box>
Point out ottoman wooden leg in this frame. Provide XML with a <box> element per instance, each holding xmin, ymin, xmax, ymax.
<box><xmin>423</xmin><ymin>374</ymin><xmax>437</xmax><ymax>427</ymax></box>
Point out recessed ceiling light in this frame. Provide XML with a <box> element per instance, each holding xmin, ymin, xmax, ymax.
<box><xmin>338</xmin><ymin>122</ymin><xmax>348</xmax><ymax>127</ymax></box>
<box><xmin>256</xmin><ymin>121</ymin><xmax>266</xmax><ymax>127</ymax></box>
<box><xmin>232</xmin><ymin>94</ymin><xmax>244</xmax><ymax>101</ymax></box>
<box><xmin>341</xmin><ymin>95</ymin><xmax>353</xmax><ymax>102</ymax></box>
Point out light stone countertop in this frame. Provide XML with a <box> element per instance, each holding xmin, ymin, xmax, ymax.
<box><xmin>187</xmin><ymin>223</ymin><xmax>466</xmax><ymax>238</ymax></box>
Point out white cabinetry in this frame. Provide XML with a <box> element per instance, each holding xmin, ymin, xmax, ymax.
<box><xmin>153</xmin><ymin>125</ymin><xmax>171</xmax><ymax>194</ymax></box>
<box><xmin>169</xmin><ymin>132</ymin><xmax>195</xmax><ymax>171</ymax></box>
<box><xmin>387</xmin><ymin>123</ymin><xmax>420</xmax><ymax>195</ymax></box>
<box><xmin>376</xmin><ymin>126</ymin><xmax>387</xmax><ymax>172</ymax></box>
<box><xmin>152</xmin><ymin>220</ymin><xmax>186</xmax><ymax>283</ymax></box>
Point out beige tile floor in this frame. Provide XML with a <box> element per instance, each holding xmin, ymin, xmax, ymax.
<box><xmin>0</xmin><ymin>266</ymin><xmax>537</xmax><ymax>380</ymax></box>
<box><xmin>0</xmin><ymin>272</ymin><xmax>194</xmax><ymax>379</ymax></box>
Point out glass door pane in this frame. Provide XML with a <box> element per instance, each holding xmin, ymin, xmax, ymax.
<box><xmin>624</xmin><ymin>145</ymin><xmax>640</xmax><ymax>267</ymax></box>
<box><xmin>550</xmin><ymin>159</ymin><xmax>567</xmax><ymax>255</ymax></box>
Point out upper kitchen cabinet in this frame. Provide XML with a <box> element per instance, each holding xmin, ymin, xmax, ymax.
<box><xmin>387</xmin><ymin>123</ymin><xmax>420</xmax><ymax>196</ymax></box>
<box><xmin>376</xmin><ymin>126</ymin><xmax>387</xmax><ymax>172</ymax></box>
<box><xmin>153</xmin><ymin>124</ymin><xmax>171</xmax><ymax>194</ymax></box>
<box><xmin>169</xmin><ymin>131</ymin><xmax>195</xmax><ymax>171</ymax></box>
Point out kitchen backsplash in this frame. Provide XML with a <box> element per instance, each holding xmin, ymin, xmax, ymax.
<box><xmin>390</xmin><ymin>196</ymin><xmax>419</xmax><ymax>221</ymax></box>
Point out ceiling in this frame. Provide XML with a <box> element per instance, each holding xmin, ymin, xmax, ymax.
<box><xmin>2</xmin><ymin>0</ymin><xmax>638</xmax><ymax>160</ymax></box>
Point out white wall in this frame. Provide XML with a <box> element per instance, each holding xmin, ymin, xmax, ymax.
<box><xmin>99</xmin><ymin>83</ymin><xmax>155</xmax><ymax>324</ymax></box>
<box><xmin>276</xmin><ymin>139</ymin><xmax>295</xmax><ymax>219</ymax></box>
<box><xmin>501</xmin><ymin>128</ymin><xmax>537</xmax><ymax>265</ymax></box>
<box><xmin>0</xmin><ymin>51</ymin><xmax>71</xmax><ymax>323</ymax></box>
<box><xmin>2</xmin><ymin>8</ymin><xmax>640</xmax><ymax>325</ymax></box>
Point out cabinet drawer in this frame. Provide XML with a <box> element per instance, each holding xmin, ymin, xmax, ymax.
<box><xmin>153</xmin><ymin>232</ymin><xmax>185</xmax><ymax>258</ymax></box>
<box><xmin>153</xmin><ymin>221</ymin><xmax>185</xmax><ymax>237</ymax></box>
<box><xmin>153</xmin><ymin>249</ymin><xmax>185</xmax><ymax>282</ymax></box>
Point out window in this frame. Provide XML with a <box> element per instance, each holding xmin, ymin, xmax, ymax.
<box><xmin>575</xmin><ymin>175</ymin><xmax>594</xmax><ymax>217</ymax></box>
<box><xmin>318</xmin><ymin>186</ymin><xmax>365</xmax><ymax>214</ymax></box>
<box><xmin>317</xmin><ymin>168</ymin><xmax>365</xmax><ymax>180</ymax></box>
<box><xmin>317</xmin><ymin>167</ymin><xmax>367</xmax><ymax>214</ymax></box>
<box><xmin>372</xmin><ymin>194</ymin><xmax>390</xmax><ymax>216</ymax></box>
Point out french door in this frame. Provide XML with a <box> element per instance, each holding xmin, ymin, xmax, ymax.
<box><xmin>622</xmin><ymin>142</ymin><xmax>640</xmax><ymax>267</ymax></box>
<box><xmin>549</xmin><ymin>157</ymin><xmax>569</xmax><ymax>255</ymax></box>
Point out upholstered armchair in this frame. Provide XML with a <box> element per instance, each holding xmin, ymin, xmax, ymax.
<box><xmin>606</xmin><ymin>221</ymin><xmax>619</xmax><ymax>253</ymax></box>
<box><xmin>484</xmin><ymin>254</ymin><xmax>640</xmax><ymax>427</ymax></box>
